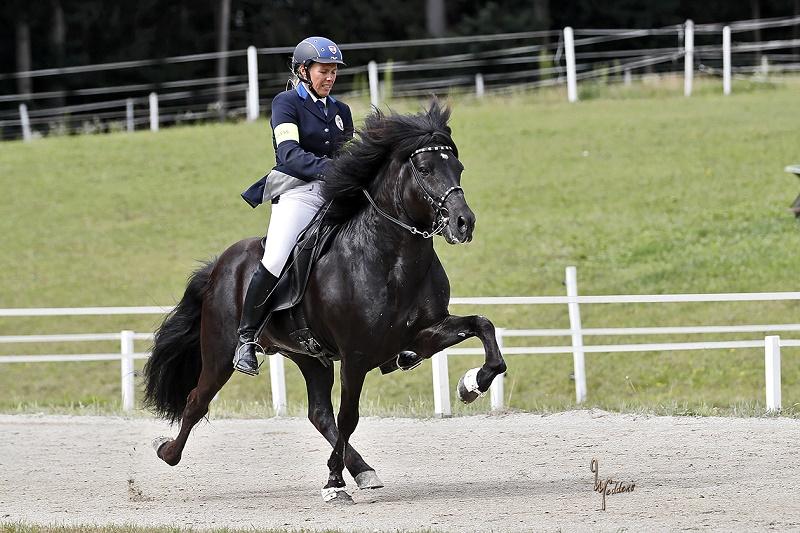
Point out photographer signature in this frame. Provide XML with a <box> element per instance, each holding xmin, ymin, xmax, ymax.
<box><xmin>591</xmin><ymin>458</ymin><xmax>636</xmax><ymax>510</ymax></box>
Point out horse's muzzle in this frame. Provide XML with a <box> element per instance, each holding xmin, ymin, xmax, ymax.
<box><xmin>443</xmin><ymin>201</ymin><xmax>475</xmax><ymax>244</ymax></box>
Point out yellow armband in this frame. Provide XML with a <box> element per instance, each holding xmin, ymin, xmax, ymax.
<box><xmin>273</xmin><ymin>123</ymin><xmax>300</xmax><ymax>145</ymax></box>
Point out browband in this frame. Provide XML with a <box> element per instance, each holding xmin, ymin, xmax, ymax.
<box><xmin>411</xmin><ymin>145</ymin><xmax>453</xmax><ymax>156</ymax></box>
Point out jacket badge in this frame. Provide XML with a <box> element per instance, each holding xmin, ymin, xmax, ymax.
<box><xmin>335</xmin><ymin>114</ymin><xmax>344</xmax><ymax>131</ymax></box>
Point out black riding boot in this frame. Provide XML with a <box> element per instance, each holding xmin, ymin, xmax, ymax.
<box><xmin>233</xmin><ymin>263</ymin><xmax>279</xmax><ymax>376</ymax></box>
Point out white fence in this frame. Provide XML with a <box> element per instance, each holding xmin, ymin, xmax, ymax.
<box><xmin>4</xmin><ymin>16</ymin><xmax>800</xmax><ymax>140</ymax></box>
<box><xmin>1</xmin><ymin>267</ymin><xmax>797</xmax><ymax>416</ymax></box>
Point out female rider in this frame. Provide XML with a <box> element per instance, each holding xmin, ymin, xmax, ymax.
<box><xmin>235</xmin><ymin>36</ymin><xmax>353</xmax><ymax>376</ymax></box>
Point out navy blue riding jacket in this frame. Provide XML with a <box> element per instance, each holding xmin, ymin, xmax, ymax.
<box><xmin>241</xmin><ymin>83</ymin><xmax>354</xmax><ymax>207</ymax></box>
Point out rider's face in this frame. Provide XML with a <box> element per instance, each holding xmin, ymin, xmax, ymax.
<box><xmin>302</xmin><ymin>63</ymin><xmax>337</xmax><ymax>97</ymax></box>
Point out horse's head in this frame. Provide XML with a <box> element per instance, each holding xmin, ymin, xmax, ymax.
<box><xmin>399</xmin><ymin>144</ymin><xmax>475</xmax><ymax>244</ymax></box>
<box><xmin>323</xmin><ymin>99</ymin><xmax>476</xmax><ymax>244</ymax></box>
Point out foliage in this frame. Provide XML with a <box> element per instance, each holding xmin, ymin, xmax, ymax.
<box><xmin>2</xmin><ymin>1</ymin><xmax>798</xmax><ymax>91</ymax></box>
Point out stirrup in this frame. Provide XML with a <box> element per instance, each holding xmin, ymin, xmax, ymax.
<box><xmin>233</xmin><ymin>341</ymin><xmax>263</xmax><ymax>376</ymax></box>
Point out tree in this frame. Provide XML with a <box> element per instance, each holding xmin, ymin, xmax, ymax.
<box><xmin>14</xmin><ymin>7</ymin><xmax>32</xmax><ymax>100</ymax></box>
<box><xmin>50</xmin><ymin>0</ymin><xmax>66</xmax><ymax>109</ymax></box>
<box><xmin>427</xmin><ymin>0</ymin><xmax>446</xmax><ymax>37</ymax></box>
<box><xmin>216</xmin><ymin>0</ymin><xmax>231</xmax><ymax>121</ymax></box>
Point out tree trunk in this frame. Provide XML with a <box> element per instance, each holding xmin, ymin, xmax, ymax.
<box><xmin>51</xmin><ymin>0</ymin><xmax>66</xmax><ymax>109</ymax></box>
<box><xmin>532</xmin><ymin>0</ymin><xmax>550</xmax><ymax>31</ymax></box>
<box><xmin>216</xmin><ymin>0</ymin><xmax>231</xmax><ymax>121</ymax></box>
<box><xmin>532</xmin><ymin>0</ymin><xmax>551</xmax><ymax>82</ymax></box>
<box><xmin>426</xmin><ymin>0</ymin><xmax>446</xmax><ymax>38</ymax></box>
<box><xmin>750</xmin><ymin>0</ymin><xmax>762</xmax><ymax>50</ymax></box>
<box><xmin>794</xmin><ymin>0</ymin><xmax>799</xmax><ymax>57</ymax></box>
<box><xmin>15</xmin><ymin>13</ymin><xmax>32</xmax><ymax>101</ymax></box>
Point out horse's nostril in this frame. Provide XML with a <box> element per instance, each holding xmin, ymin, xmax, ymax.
<box><xmin>457</xmin><ymin>216</ymin><xmax>467</xmax><ymax>234</ymax></box>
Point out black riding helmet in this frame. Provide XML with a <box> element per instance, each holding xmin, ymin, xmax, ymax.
<box><xmin>291</xmin><ymin>36</ymin><xmax>345</xmax><ymax>95</ymax></box>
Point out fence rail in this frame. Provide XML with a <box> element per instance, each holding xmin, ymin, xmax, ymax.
<box><xmin>4</xmin><ymin>16</ymin><xmax>800</xmax><ymax>140</ymax></box>
<box><xmin>1</xmin><ymin>266</ymin><xmax>795</xmax><ymax>415</ymax></box>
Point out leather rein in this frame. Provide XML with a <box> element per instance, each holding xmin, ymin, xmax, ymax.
<box><xmin>361</xmin><ymin>145</ymin><xmax>463</xmax><ymax>239</ymax></box>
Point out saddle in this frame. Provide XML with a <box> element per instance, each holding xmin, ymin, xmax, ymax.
<box><xmin>256</xmin><ymin>211</ymin><xmax>341</xmax><ymax>365</ymax></box>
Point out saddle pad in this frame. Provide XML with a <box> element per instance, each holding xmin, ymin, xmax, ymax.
<box><xmin>267</xmin><ymin>215</ymin><xmax>341</xmax><ymax>313</ymax></box>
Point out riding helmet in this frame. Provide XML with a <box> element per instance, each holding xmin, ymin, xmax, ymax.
<box><xmin>291</xmin><ymin>36</ymin><xmax>346</xmax><ymax>75</ymax></box>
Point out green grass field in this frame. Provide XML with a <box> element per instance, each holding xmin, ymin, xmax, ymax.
<box><xmin>2</xmin><ymin>79</ymin><xmax>799</xmax><ymax>417</ymax></box>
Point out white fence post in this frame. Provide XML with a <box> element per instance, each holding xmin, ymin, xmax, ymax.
<box><xmin>765</xmin><ymin>335</ymin><xmax>782</xmax><ymax>412</ymax></box>
<box><xmin>759</xmin><ymin>55</ymin><xmax>769</xmax><ymax>79</ymax></box>
<box><xmin>19</xmin><ymin>103</ymin><xmax>32</xmax><ymax>142</ymax></box>
<box><xmin>722</xmin><ymin>26</ymin><xmax>731</xmax><ymax>95</ymax></box>
<box><xmin>148</xmin><ymin>92</ymin><xmax>159</xmax><ymax>132</ymax></box>
<box><xmin>684</xmin><ymin>19</ymin><xmax>694</xmax><ymax>97</ymax></box>
<box><xmin>246</xmin><ymin>45</ymin><xmax>259</xmax><ymax>121</ymax></box>
<box><xmin>432</xmin><ymin>351</ymin><xmax>451</xmax><ymax>417</ymax></box>
<box><xmin>563</xmin><ymin>27</ymin><xmax>578</xmax><ymax>103</ymax></box>
<box><xmin>367</xmin><ymin>60</ymin><xmax>380</xmax><ymax>109</ymax></box>
<box><xmin>490</xmin><ymin>328</ymin><xmax>505</xmax><ymax>411</ymax></box>
<box><xmin>120</xmin><ymin>330</ymin><xmax>135</xmax><ymax>412</ymax></box>
<box><xmin>269</xmin><ymin>352</ymin><xmax>287</xmax><ymax>416</ymax></box>
<box><xmin>125</xmin><ymin>98</ymin><xmax>135</xmax><ymax>132</ymax></box>
<box><xmin>566</xmin><ymin>266</ymin><xmax>587</xmax><ymax>403</ymax></box>
<box><xmin>475</xmin><ymin>73</ymin><xmax>485</xmax><ymax>98</ymax></box>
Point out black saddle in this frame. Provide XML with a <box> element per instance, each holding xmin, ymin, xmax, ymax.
<box><xmin>256</xmin><ymin>211</ymin><xmax>341</xmax><ymax>364</ymax></box>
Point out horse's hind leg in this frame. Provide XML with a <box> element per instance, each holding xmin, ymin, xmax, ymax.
<box><xmin>156</xmin><ymin>318</ymin><xmax>235</xmax><ymax>466</ymax></box>
<box><xmin>288</xmin><ymin>354</ymin><xmax>382</xmax><ymax>489</ymax></box>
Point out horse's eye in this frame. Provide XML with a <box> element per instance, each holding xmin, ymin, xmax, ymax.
<box><xmin>418</xmin><ymin>166</ymin><xmax>431</xmax><ymax>175</ymax></box>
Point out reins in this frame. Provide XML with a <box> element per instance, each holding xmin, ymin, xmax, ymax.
<box><xmin>361</xmin><ymin>145</ymin><xmax>463</xmax><ymax>239</ymax></box>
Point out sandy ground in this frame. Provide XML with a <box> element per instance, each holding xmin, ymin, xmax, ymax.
<box><xmin>1</xmin><ymin>411</ymin><xmax>799</xmax><ymax>532</ymax></box>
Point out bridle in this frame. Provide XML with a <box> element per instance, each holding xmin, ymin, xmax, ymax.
<box><xmin>362</xmin><ymin>145</ymin><xmax>463</xmax><ymax>239</ymax></box>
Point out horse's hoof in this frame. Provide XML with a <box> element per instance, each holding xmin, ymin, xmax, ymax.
<box><xmin>152</xmin><ymin>436</ymin><xmax>171</xmax><ymax>456</ymax></box>
<box><xmin>457</xmin><ymin>368</ymin><xmax>484</xmax><ymax>404</ymax></box>
<box><xmin>457</xmin><ymin>375</ymin><xmax>480</xmax><ymax>404</ymax></box>
<box><xmin>152</xmin><ymin>436</ymin><xmax>181</xmax><ymax>465</ymax></box>
<box><xmin>355</xmin><ymin>470</ymin><xmax>384</xmax><ymax>490</ymax></box>
<box><xmin>321</xmin><ymin>487</ymin><xmax>354</xmax><ymax>505</ymax></box>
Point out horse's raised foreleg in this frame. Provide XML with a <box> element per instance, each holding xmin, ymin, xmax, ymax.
<box><xmin>289</xmin><ymin>354</ymin><xmax>382</xmax><ymax>490</ymax></box>
<box><xmin>411</xmin><ymin>314</ymin><xmax>507</xmax><ymax>404</ymax></box>
<box><xmin>322</xmin><ymin>361</ymin><xmax>368</xmax><ymax>504</ymax></box>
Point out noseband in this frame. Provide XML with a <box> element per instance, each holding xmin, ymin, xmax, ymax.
<box><xmin>362</xmin><ymin>145</ymin><xmax>464</xmax><ymax>239</ymax></box>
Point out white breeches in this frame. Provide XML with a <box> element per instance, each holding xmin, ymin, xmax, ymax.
<box><xmin>261</xmin><ymin>180</ymin><xmax>326</xmax><ymax>276</ymax></box>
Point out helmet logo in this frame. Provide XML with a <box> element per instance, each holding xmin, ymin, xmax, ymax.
<box><xmin>328</xmin><ymin>45</ymin><xmax>338</xmax><ymax>55</ymax></box>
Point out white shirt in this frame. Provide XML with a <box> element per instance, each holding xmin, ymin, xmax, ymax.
<box><xmin>302</xmin><ymin>83</ymin><xmax>327</xmax><ymax>107</ymax></box>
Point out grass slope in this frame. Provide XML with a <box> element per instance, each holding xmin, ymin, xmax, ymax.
<box><xmin>1</xmin><ymin>81</ymin><xmax>799</xmax><ymax>416</ymax></box>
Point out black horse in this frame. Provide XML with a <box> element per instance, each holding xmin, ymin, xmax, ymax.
<box><xmin>143</xmin><ymin>100</ymin><xmax>507</xmax><ymax>504</ymax></box>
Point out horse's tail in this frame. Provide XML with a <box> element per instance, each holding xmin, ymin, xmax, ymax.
<box><xmin>143</xmin><ymin>260</ymin><xmax>215</xmax><ymax>423</ymax></box>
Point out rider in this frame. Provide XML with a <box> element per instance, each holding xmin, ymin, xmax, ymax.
<box><xmin>235</xmin><ymin>36</ymin><xmax>353</xmax><ymax>376</ymax></box>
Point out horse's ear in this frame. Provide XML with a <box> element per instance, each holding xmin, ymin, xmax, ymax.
<box><xmin>426</xmin><ymin>97</ymin><xmax>451</xmax><ymax>130</ymax></box>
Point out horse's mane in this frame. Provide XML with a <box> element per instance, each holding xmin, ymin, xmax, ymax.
<box><xmin>321</xmin><ymin>99</ymin><xmax>457</xmax><ymax>224</ymax></box>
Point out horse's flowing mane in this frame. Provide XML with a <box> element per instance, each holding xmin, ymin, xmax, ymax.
<box><xmin>321</xmin><ymin>99</ymin><xmax>457</xmax><ymax>224</ymax></box>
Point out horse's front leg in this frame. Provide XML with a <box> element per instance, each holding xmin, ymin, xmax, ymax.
<box><xmin>322</xmin><ymin>360</ymin><xmax>367</xmax><ymax>505</ymax></box>
<box><xmin>288</xmin><ymin>354</ymin><xmax>382</xmax><ymax>490</ymax></box>
<box><xmin>411</xmin><ymin>314</ymin><xmax>507</xmax><ymax>404</ymax></box>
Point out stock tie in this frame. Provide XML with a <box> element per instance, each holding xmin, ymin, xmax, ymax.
<box><xmin>316</xmin><ymin>100</ymin><xmax>327</xmax><ymax>116</ymax></box>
